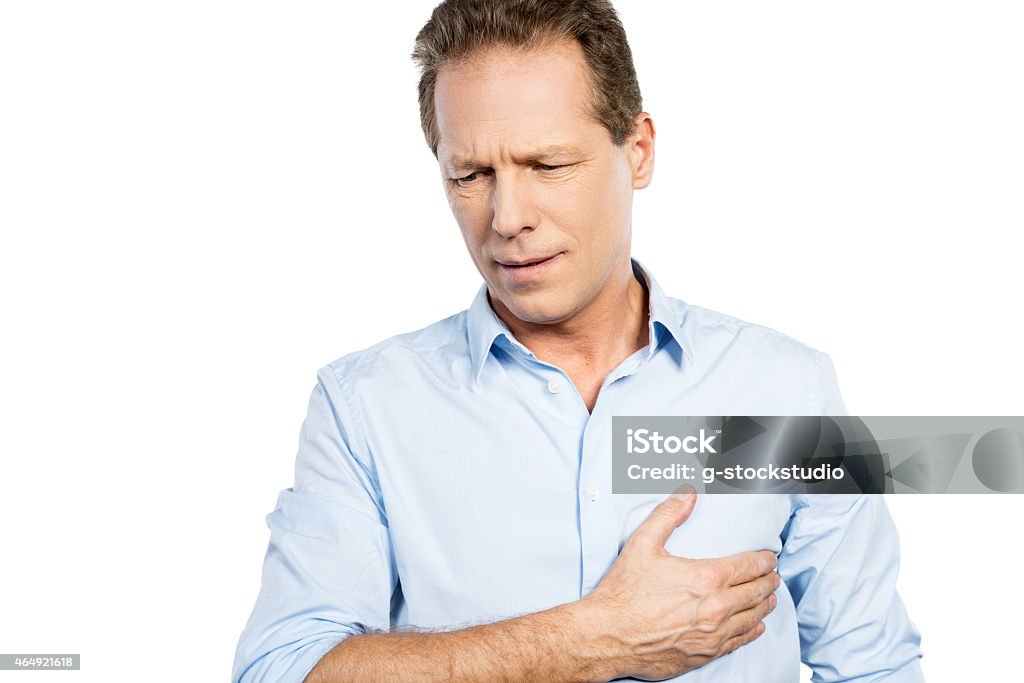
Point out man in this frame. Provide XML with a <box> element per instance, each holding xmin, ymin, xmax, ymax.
<box><xmin>233</xmin><ymin>1</ymin><xmax>924</xmax><ymax>681</ymax></box>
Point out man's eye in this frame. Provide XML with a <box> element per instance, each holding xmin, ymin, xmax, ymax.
<box><xmin>537</xmin><ymin>164</ymin><xmax>569</xmax><ymax>173</ymax></box>
<box><xmin>456</xmin><ymin>172</ymin><xmax>485</xmax><ymax>187</ymax></box>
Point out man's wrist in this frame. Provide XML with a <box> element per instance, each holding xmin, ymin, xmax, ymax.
<box><xmin>556</xmin><ymin>595</ymin><xmax>629</xmax><ymax>683</ymax></box>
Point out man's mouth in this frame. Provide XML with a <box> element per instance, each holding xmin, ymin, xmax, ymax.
<box><xmin>499</xmin><ymin>255</ymin><xmax>556</xmax><ymax>267</ymax></box>
<box><xmin>495</xmin><ymin>253</ymin><xmax>564</xmax><ymax>283</ymax></box>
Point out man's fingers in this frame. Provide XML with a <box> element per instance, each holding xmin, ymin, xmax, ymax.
<box><xmin>709</xmin><ymin>571</ymin><xmax>780</xmax><ymax>620</ymax></box>
<box><xmin>707</xmin><ymin>550</ymin><xmax>778</xmax><ymax>587</ymax></box>
<box><xmin>626</xmin><ymin>486</ymin><xmax>697</xmax><ymax>553</ymax></box>
<box><xmin>734</xmin><ymin>571</ymin><xmax>780</xmax><ymax>616</ymax></box>
<box><xmin>717</xmin><ymin>620</ymin><xmax>767</xmax><ymax>658</ymax></box>
<box><xmin>721</xmin><ymin>591</ymin><xmax>777</xmax><ymax>645</ymax></box>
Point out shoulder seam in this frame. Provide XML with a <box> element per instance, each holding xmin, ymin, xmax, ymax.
<box><xmin>329</xmin><ymin>363</ymin><xmax>373</xmax><ymax>462</ymax></box>
<box><xmin>326</xmin><ymin>311</ymin><xmax>468</xmax><ymax>376</ymax></box>
<box><xmin>808</xmin><ymin>349</ymin><xmax>824</xmax><ymax>415</ymax></box>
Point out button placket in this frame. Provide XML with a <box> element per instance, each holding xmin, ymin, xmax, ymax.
<box><xmin>577</xmin><ymin>379</ymin><xmax>624</xmax><ymax>595</ymax></box>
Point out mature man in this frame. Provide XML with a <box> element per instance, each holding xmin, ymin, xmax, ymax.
<box><xmin>233</xmin><ymin>1</ymin><xmax>923</xmax><ymax>681</ymax></box>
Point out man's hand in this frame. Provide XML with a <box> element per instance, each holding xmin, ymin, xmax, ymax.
<box><xmin>581</xmin><ymin>487</ymin><xmax>779</xmax><ymax>681</ymax></box>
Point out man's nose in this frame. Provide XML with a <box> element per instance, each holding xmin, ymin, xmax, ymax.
<box><xmin>491</xmin><ymin>174</ymin><xmax>538</xmax><ymax>238</ymax></box>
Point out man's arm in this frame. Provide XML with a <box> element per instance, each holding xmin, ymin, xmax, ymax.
<box><xmin>231</xmin><ymin>370</ymin><xmax>398</xmax><ymax>683</ymax></box>
<box><xmin>784</xmin><ymin>351</ymin><xmax>924</xmax><ymax>680</ymax></box>
<box><xmin>779</xmin><ymin>494</ymin><xmax>924</xmax><ymax>681</ymax></box>
<box><xmin>306</xmin><ymin>492</ymin><xmax>780</xmax><ymax>683</ymax></box>
<box><xmin>304</xmin><ymin>600</ymin><xmax>608</xmax><ymax>683</ymax></box>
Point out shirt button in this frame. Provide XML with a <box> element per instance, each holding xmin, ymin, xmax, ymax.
<box><xmin>586</xmin><ymin>486</ymin><xmax>600</xmax><ymax>502</ymax></box>
<box><xmin>547</xmin><ymin>379</ymin><xmax>563</xmax><ymax>394</ymax></box>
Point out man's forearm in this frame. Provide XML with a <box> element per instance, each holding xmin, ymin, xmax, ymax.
<box><xmin>303</xmin><ymin>599</ymin><xmax>618</xmax><ymax>683</ymax></box>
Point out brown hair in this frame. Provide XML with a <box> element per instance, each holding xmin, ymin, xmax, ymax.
<box><xmin>412</xmin><ymin>0</ymin><xmax>643</xmax><ymax>155</ymax></box>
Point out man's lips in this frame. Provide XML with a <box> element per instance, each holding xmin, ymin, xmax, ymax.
<box><xmin>497</xmin><ymin>254</ymin><xmax>559</xmax><ymax>267</ymax></box>
<box><xmin>495</xmin><ymin>252</ymin><xmax>564</xmax><ymax>283</ymax></box>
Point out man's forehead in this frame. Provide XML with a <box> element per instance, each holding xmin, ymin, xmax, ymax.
<box><xmin>433</xmin><ymin>41</ymin><xmax>603</xmax><ymax>169</ymax></box>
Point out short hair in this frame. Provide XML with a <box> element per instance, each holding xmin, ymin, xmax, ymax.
<box><xmin>412</xmin><ymin>0</ymin><xmax>643</xmax><ymax>156</ymax></box>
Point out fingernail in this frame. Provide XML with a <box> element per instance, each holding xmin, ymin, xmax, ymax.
<box><xmin>670</xmin><ymin>484</ymin><xmax>696</xmax><ymax>501</ymax></box>
<box><xmin>769</xmin><ymin>594</ymin><xmax>777</xmax><ymax>610</ymax></box>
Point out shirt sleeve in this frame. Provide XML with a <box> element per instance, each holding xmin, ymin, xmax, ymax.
<box><xmin>813</xmin><ymin>351</ymin><xmax>849</xmax><ymax>416</ymax></box>
<box><xmin>231</xmin><ymin>366</ymin><xmax>397</xmax><ymax>683</ymax></box>
<box><xmin>780</xmin><ymin>495</ymin><xmax>924</xmax><ymax>682</ymax></box>
<box><xmin>779</xmin><ymin>350</ymin><xmax>924</xmax><ymax>681</ymax></box>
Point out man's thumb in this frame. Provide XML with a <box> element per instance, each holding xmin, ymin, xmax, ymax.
<box><xmin>629</xmin><ymin>485</ymin><xmax>698</xmax><ymax>553</ymax></box>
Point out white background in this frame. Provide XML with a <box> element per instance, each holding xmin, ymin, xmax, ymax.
<box><xmin>1</xmin><ymin>1</ymin><xmax>1022</xmax><ymax>681</ymax></box>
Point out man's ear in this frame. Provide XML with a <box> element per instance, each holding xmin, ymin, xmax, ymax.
<box><xmin>629</xmin><ymin>112</ymin><xmax>656</xmax><ymax>190</ymax></box>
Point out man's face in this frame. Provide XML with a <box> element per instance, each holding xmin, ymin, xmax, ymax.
<box><xmin>434</xmin><ymin>38</ymin><xmax>652</xmax><ymax>325</ymax></box>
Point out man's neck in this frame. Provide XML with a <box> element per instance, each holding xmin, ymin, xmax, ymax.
<box><xmin>490</xmin><ymin>263</ymin><xmax>651</xmax><ymax>388</ymax></box>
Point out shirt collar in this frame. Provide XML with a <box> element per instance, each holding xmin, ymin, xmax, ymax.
<box><xmin>632</xmin><ymin>257</ymin><xmax>693</xmax><ymax>366</ymax></box>
<box><xmin>466</xmin><ymin>283</ymin><xmax>527</xmax><ymax>383</ymax></box>
<box><xmin>466</xmin><ymin>257</ymin><xmax>694</xmax><ymax>383</ymax></box>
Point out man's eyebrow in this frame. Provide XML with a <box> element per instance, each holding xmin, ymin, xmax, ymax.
<box><xmin>443</xmin><ymin>158</ymin><xmax>489</xmax><ymax>174</ymax></box>
<box><xmin>443</xmin><ymin>145</ymin><xmax>585</xmax><ymax>174</ymax></box>
<box><xmin>516</xmin><ymin>145</ymin><xmax>585</xmax><ymax>164</ymax></box>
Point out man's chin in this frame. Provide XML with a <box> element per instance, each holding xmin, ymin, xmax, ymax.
<box><xmin>494</xmin><ymin>293</ymin><xmax>577</xmax><ymax>327</ymax></box>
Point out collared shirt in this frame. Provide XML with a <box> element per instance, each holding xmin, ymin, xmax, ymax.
<box><xmin>233</xmin><ymin>260</ymin><xmax>924</xmax><ymax>683</ymax></box>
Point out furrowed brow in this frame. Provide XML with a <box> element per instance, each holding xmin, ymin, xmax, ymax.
<box><xmin>444</xmin><ymin>145</ymin><xmax>584</xmax><ymax>174</ymax></box>
<box><xmin>444</xmin><ymin>157</ymin><xmax>489</xmax><ymax>175</ymax></box>
<box><xmin>514</xmin><ymin>145</ymin><xmax>584</xmax><ymax>164</ymax></box>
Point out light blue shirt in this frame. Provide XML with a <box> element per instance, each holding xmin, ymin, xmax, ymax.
<box><xmin>233</xmin><ymin>260</ymin><xmax>924</xmax><ymax>682</ymax></box>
